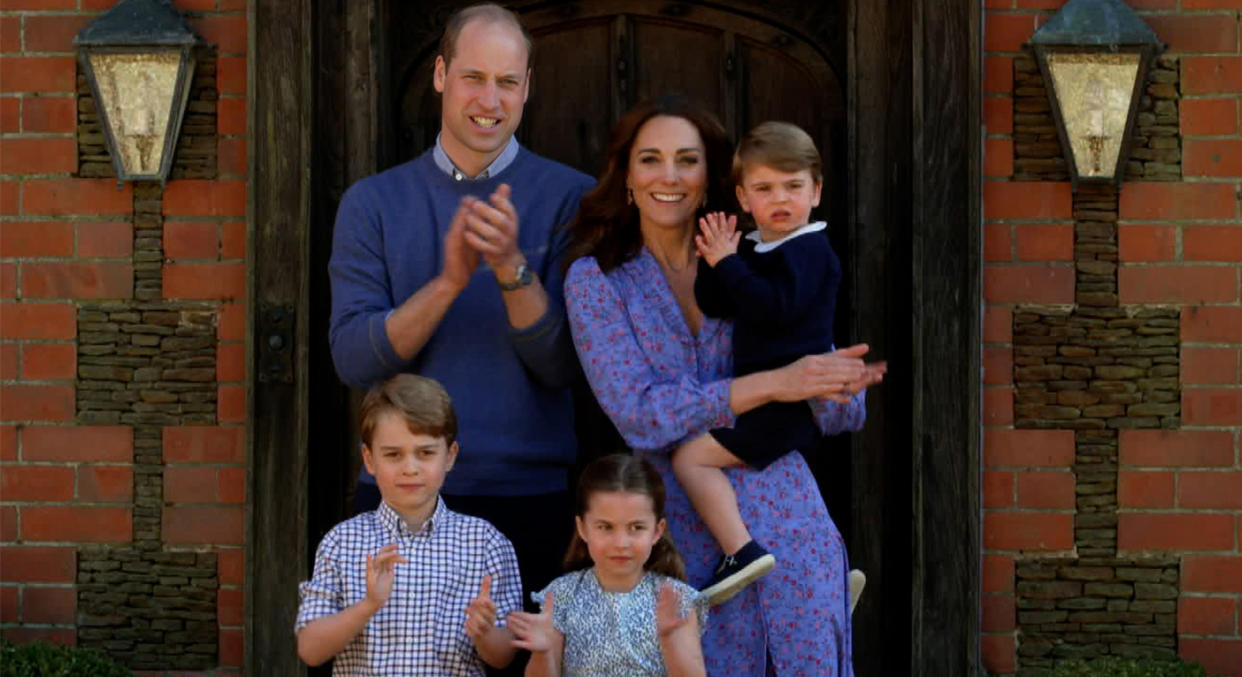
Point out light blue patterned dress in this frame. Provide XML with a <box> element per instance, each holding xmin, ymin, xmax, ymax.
<box><xmin>532</xmin><ymin>569</ymin><xmax>708</xmax><ymax>676</ymax></box>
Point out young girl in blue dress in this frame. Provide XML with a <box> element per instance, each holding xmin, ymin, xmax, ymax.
<box><xmin>508</xmin><ymin>454</ymin><xmax>707</xmax><ymax>677</ymax></box>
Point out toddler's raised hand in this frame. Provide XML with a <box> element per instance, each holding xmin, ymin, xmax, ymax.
<box><xmin>656</xmin><ymin>583</ymin><xmax>692</xmax><ymax>637</ymax></box>
<box><xmin>465</xmin><ymin>574</ymin><xmax>498</xmax><ymax>640</ymax></box>
<box><xmin>509</xmin><ymin>592</ymin><xmax>557</xmax><ymax>653</ymax></box>
<box><xmin>365</xmin><ymin>544</ymin><xmax>407</xmax><ymax>608</ymax></box>
<box><xmin>695</xmin><ymin>212</ymin><xmax>740</xmax><ymax>267</ymax></box>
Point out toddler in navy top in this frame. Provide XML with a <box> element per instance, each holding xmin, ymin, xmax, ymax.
<box><xmin>674</xmin><ymin>121</ymin><xmax>885</xmax><ymax>606</ymax></box>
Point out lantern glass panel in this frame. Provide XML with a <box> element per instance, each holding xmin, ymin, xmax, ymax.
<box><xmin>1045</xmin><ymin>51</ymin><xmax>1140</xmax><ymax>180</ymax></box>
<box><xmin>88</xmin><ymin>51</ymin><xmax>183</xmax><ymax>177</ymax></box>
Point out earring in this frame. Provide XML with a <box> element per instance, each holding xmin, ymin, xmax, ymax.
<box><xmin>627</xmin><ymin>187</ymin><xmax>634</xmax><ymax>205</ymax></box>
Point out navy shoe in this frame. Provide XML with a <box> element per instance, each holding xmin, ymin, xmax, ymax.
<box><xmin>701</xmin><ymin>540</ymin><xmax>776</xmax><ymax>606</ymax></box>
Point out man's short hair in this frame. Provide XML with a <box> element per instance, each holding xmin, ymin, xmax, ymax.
<box><xmin>438</xmin><ymin>3</ymin><xmax>534</xmax><ymax>69</ymax></box>
<box><xmin>359</xmin><ymin>374</ymin><xmax>458</xmax><ymax>448</ymax></box>
<box><xmin>733</xmin><ymin>121</ymin><xmax>823</xmax><ymax>185</ymax></box>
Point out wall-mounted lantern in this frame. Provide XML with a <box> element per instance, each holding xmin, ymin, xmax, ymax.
<box><xmin>74</xmin><ymin>0</ymin><xmax>202</xmax><ymax>185</ymax></box>
<box><xmin>1028</xmin><ymin>0</ymin><xmax>1162</xmax><ymax>189</ymax></box>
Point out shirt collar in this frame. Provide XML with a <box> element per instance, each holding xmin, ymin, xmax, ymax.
<box><xmin>433</xmin><ymin>134</ymin><xmax>519</xmax><ymax>181</ymax></box>
<box><xmin>374</xmin><ymin>496</ymin><xmax>448</xmax><ymax>539</ymax></box>
<box><xmin>746</xmin><ymin>220</ymin><xmax>828</xmax><ymax>253</ymax></box>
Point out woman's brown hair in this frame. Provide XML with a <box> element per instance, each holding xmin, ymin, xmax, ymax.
<box><xmin>566</xmin><ymin>94</ymin><xmax>735</xmax><ymax>272</ymax></box>
<box><xmin>563</xmin><ymin>453</ymin><xmax>687</xmax><ymax>581</ymax></box>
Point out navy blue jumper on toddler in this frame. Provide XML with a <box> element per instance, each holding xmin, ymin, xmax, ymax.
<box><xmin>692</xmin><ymin>221</ymin><xmax>842</xmax><ymax>470</ymax></box>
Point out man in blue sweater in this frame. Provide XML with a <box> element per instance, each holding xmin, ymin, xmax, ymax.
<box><xmin>327</xmin><ymin>1</ymin><xmax>594</xmax><ymax>647</ymax></box>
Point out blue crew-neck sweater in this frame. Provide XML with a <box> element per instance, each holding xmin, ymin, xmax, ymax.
<box><xmin>328</xmin><ymin>147</ymin><xmax>594</xmax><ymax>495</ymax></box>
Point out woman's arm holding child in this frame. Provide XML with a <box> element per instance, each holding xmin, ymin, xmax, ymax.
<box><xmin>465</xmin><ymin>575</ymin><xmax>517</xmax><ymax>668</ymax></box>
<box><xmin>296</xmin><ymin>544</ymin><xmax>406</xmax><ymax>666</ymax></box>
<box><xmin>656</xmin><ymin>584</ymin><xmax>706</xmax><ymax>677</ymax></box>
<box><xmin>509</xmin><ymin>593</ymin><xmax>564</xmax><ymax>677</ymax></box>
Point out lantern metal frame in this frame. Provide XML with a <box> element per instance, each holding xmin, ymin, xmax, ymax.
<box><xmin>74</xmin><ymin>0</ymin><xmax>203</xmax><ymax>185</ymax></box>
<box><xmin>1027</xmin><ymin>0</ymin><xmax>1163</xmax><ymax>190</ymax></box>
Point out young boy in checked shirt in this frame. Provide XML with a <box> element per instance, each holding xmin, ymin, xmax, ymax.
<box><xmin>296</xmin><ymin>374</ymin><xmax>521</xmax><ymax>675</ymax></box>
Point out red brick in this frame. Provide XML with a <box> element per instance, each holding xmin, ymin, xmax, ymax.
<box><xmin>163</xmin><ymin>505</ymin><xmax>243</xmax><ymax>545</ymax></box>
<box><xmin>983</xmin><ymin>346</ymin><xmax>1012</xmax><ymax>387</ymax></box>
<box><xmin>1017</xmin><ymin>470</ymin><xmax>1074</xmax><ymax>509</ymax></box>
<box><xmin>0</xmin><ymin>465</ymin><xmax>73</xmax><ymax>502</ymax></box>
<box><xmin>23</xmin><ymin>426</ymin><xmax>132</xmax><ymax>462</ymax></box>
<box><xmin>0</xmin><ymin>221</ymin><xmax>73</xmax><ymax>257</ymax></box>
<box><xmin>1181</xmin><ymin>639</ymin><xmax>1242</xmax><ymax>677</ymax></box>
<box><xmin>1119</xmin><ymin>265</ymin><xmax>1237</xmax><ymax>304</ymax></box>
<box><xmin>1179</xmin><ymin>596</ymin><xmax>1237</xmax><ymax>636</ymax></box>
<box><xmin>0</xmin><ymin>425</ymin><xmax>15</xmax><ymax>462</ymax></box>
<box><xmin>218</xmin><ymin>587</ymin><xmax>244</xmax><ymax>627</ymax></box>
<box><xmin>1015</xmin><ymin>223</ymin><xmax>1073</xmax><ymax>261</ymax></box>
<box><xmin>1183</xmin><ymin>305</ymin><xmax>1242</xmax><ymax>343</ymax></box>
<box><xmin>218</xmin><ymin>384</ymin><xmax>244</xmax><ymax>423</ymax></box>
<box><xmin>217</xmin><ymin>342</ymin><xmax>244</xmax><ymax>382</ymax></box>
<box><xmin>21</xmin><ymin>261</ymin><xmax>132</xmax><ymax>299</ymax></box>
<box><xmin>985</xmin><ymin>56</ymin><xmax>1013</xmax><ymax>94</ymax></box>
<box><xmin>985</xmin><ymin>138</ymin><xmax>1013</xmax><ymax>178</ymax></box>
<box><xmin>986</xmin><ymin>429</ymin><xmax>1076</xmax><ymax>467</ymax></box>
<box><xmin>0</xmin><ymin>98</ymin><xmax>16</xmax><ymax>132</ymax></box>
<box><xmin>1117</xmin><ymin>470</ymin><xmax>1174</xmax><ymax>508</ymax></box>
<box><xmin>0</xmin><ymin>302</ymin><xmax>74</xmax><ymax>339</ymax></box>
<box><xmin>984</xmin><ymin>470</ymin><xmax>1015</xmax><ymax>508</ymax></box>
<box><xmin>1183</xmin><ymin>346</ymin><xmax>1239</xmax><ymax>385</ymax></box>
<box><xmin>1185</xmin><ymin>0</ymin><xmax>1242</xmax><ymax>6</ymax></box>
<box><xmin>20</xmin><ymin>343</ymin><xmax>75</xmax><ymax>381</ymax></box>
<box><xmin>1119</xmin><ymin>182</ymin><xmax>1238</xmax><ymax>220</ymax></box>
<box><xmin>0</xmin><ymin>546</ymin><xmax>75</xmax><ymax>583</ymax></box>
<box><xmin>165</xmin><ymin>465</ymin><xmax>218</xmax><ymax>503</ymax></box>
<box><xmin>1185</xmin><ymin>555</ymin><xmax>1242</xmax><ymax>594</ymax></box>
<box><xmin>163</xmin><ymin>262</ymin><xmax>244</xmax><ymax>300</ymax></box>
<box><xmin>984</xmin><ymin>305</ymin><xmax>1012</xmax><ymax>344</ymax></box>
<box><xmin>217</xmin><ymin>56</ymin><xmax>246</xmax><ymax>96</ymax></box>
<box><xmin>0</xmin><ymin>262</ymin><xmax>12</xmax><ymax>299</ymax></box>
<box><xmin>981</xmin><ymin>633</ymin><xmax>1016</xmax><ymax>674</ymax></box>
<box><xmin>0</xmin><ymin>180</ymin><xmax>16</xmax><ymax>215</ymax></box>
<box><xmin>985</xmin><ymin>387</ymin><xmax>1015</xmax><ymax>426</ymax></box>
<box><xmin>164</xmin><ymin>221</ymin><xmax>219</xmax><ymax>260</ymax></box>
<box><xmin>1184</xmin><ymin>387</ymin><xmax>1242</xmax><ymax>425</ymax></box>
<box><xmin>985</xmin><ymin>224</ymin><xmax>1012</xmax><ymax>262</ymax></box>
<box><xmin>0</xmin><ymin>384</ymin><xmax>73</xmax><ymax>421</ymax></box>
<box><xmin>20</xmin><ymin>97</ymin><xmax>76</xmax><ymax>134</ymax></box>
<box><xmin>0</xmin><ymin>585</ymin><xmax>14</xmax><ymax>623</ymax></box>
<box><xmin>164</xmin><ymin>426</ymin><xmax>243</xmax><ymax>463</ymax></box>
<box><xmin>1118</xmin><ymin>513</ymin><xmax>1234</xmax><ymax>551</ymax></box>
<box><xmin>218</xmin><ymin>465</ymin><xmax>244</xmax><ymax>504</ymax></box>
<box><xmin>1180</xmin><ymin>471</ymin><xmax>1242</xmax><ymax>509</ymax></box>
<box><xmin>22</xmin><ymin>15</ymin><xmax>91</xmax><ymax>54</ymax></box>
<box><xmin>218</xmin><ymin>548</ymin><xmax>243</xmax><ymax>585</ymax></box>
<box><xmin>985</xmin><ymin>13</ymin><xmax>1036</xmax><ymax>53</ymax></box>
<box><xmin>163</xmin><ymin>180</ymin><xmax>245</xmax><ymax>218</ymax></box>
<box><xmin>0</xmin><ymin>17</ymin><xmax>18</xmax><ymax>54</ymax></box>
<box><xmin>77</xmin><ymin>465</ymin><xmax>132</xmax><ymax>502</ymax></box>
<box><xmin>220</xmin><ymin>626</ymin><xmax>244</xmax><ymax>666</ymax></box>
<box><xmin>1118</xmin><ymin>225</ymin><xmax>1176</xmax><ymax>262</ymax></box>
<box><xmin>1185</xmin><ymin>226</ymin><xmax>1242</xmax><ymax>263</ymax></box>
<box><xmin>0</xmin><ymin>343</ymin><xmax>15</xmax><ymax>379</ymax></box>
<box><xmin>22</xmin><ymin>586</ymin><xmax>75</xmax><ymax>624</ymax></box>
<box><xmin>219</xmin><ymin>0</ymin><xmax>247</xmax><ymax>9</ymax></box>
<box><xmin>76</xmin><ymin>221</ymin><xmax>133</xmax><ymax>258</ymax></box>
<box><xmin>0</xmin><ymin>57</ymin><xmax>75</xmax><ymax>94</ymax></box>
<box><xmin>217</xmin><ymin>302</ymin><xmax>245</xmax><ymax>340</ymax></box>
<box><xmin>0</xmin><ymin>506</ymin><xmax>14</xmax><ymax>540</ymax></box>
<box><xmin>218</xmin><ymin>136</ymin><xmax>246</xmax><ymax>176</ymax></box>
<box><xmin>22</xmin><ymin>179</ymin><xmax>132</xmax><ymax>216</ymax></box>
<box><xmin>220</xmin><ymin>221</ymin><xmax>245</xmax><ymax>259</ymax></box>
<box><xmin>985</xmin><ymin>182</ymin><xmax>1073</xmax><ymax>220</ymax></box>
<box><xmin>1184</xmin><ymin>57</ymin><xmax>1242</xmax><ymax>95</ymax></box>
<box><xmin>982</xmin><ymin>592</ymin><xmax>1016</xmax><ymax>632</ymax></box>
<box><xmin>1186</xmin><ymin>138</ymin><xmax>1242</xmax><ymax>177</ymax></box>
<box><xmin>983</xmin><ymin>554</ymin><xmax>1014</xmax><ymax>592</ymax></box>
<box><xmin>21</xmin><ymin>505</ymin><xmax>130</xmax><ymax>542</ymax></box>
<box><xmin>1181</xmin><ymin>98</ymin><xmax>1239</xmax><ymax>136</ymax></box>
<box><xmin>1120</xmin><ymin>429</ymin><xmax>1236</xmax><ymax>467</ymax></box>
<box><xmin>218</xmin><ymin>97</ymin><xmax>246</xmax><ymax>135</ymax></box>
<box><xmin>1126</xmin><ymin>0</ymin><xmax>1178</xmax><ymax>7</ymax></box>
<box><xmin>984</xmin><ymin>512</ymin><xmax>1073</xmax><ymax>551</ymax></box>
<box><xmin>1145</xmin><ymin>15</ymin><xmax>1238</xmax><ymax>55</ymax></box>
<box><xmin>984</xmin><ymin>264</ymin><xmax>1075</xmax><ymax>303</ymax></box>
<box><xmin>192</xmin><ymin>14</ymin><xmax>247</xmax><ymax>55</ymax></box>
<box><xmin>0</xmin><ymin>627</ymin><xmax>74</xmax><ymax>645</ymax></box>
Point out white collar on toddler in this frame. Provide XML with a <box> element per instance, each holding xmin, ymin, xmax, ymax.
<box><xmin>746</xmin><ymin>221</ymin><xmax>828</xmax><ymax>253</ymax></box>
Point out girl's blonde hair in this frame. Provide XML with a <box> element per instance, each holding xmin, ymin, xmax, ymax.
<box><xmin>563</xmin><ymin>454</ymin><xmax>687</xmax><ymax>581</ymax></box>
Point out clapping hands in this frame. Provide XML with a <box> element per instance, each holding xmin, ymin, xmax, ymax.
<box><xmin>508</xmin><ymin>592</ymin><xmax>558</xmax><ymax>653</ymax></box>
<box><xmin>365</xmin><ymin>544</ymin><xmax>407</xmax><ymax>609</ymax></box>
<box><xmin>465</xmin><ymin>575</ymin><xmax>498</xmax><ymax>641</ymax></box>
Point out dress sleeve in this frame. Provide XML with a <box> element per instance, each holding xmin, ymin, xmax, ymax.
<box><xmin>809</xmin><ymin>384</ymin><xmax>868</xmax><ymax>433</ymax></box>
<box><xmin>295</xmin><ymin>530</ymin><xmax>345</xmax><ymax>632</ymax></box>
<box><xmin>669</xmin><ymin>578</ymin><xmax>709</xmax><ymax>636</ymax></box>
<box><xmin>565</xmin><ymin>257</ymin><xmax>734</xmax><ymax>453</ymax></box>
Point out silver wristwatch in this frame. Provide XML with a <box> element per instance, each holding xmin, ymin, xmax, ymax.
<box><xmin>497</xmin><ymin>263</ymin><xmax>534</xmax><ymax>291</ymax></box>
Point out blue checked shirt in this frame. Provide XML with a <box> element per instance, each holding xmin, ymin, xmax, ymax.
<box><xmin>296</xmin><ymin>497</ymin><xmax>522</xmax><ymax>676</ymax></box>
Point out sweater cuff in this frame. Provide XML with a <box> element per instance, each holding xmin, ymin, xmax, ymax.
<box><xmin>367</xmin><ymin>311</ymin><xmax>406</xmax><ymax>376</ymax></box>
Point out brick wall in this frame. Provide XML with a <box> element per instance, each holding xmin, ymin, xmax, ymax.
<box><xmin>0</xmin><ymin>1</ymin><xmax>247</xmax><ymax>674</ymax></box>
<box><xmin>984</xmin><ymin>2</ymin><xmax>1242</xmax><ymax>676</ymax></box>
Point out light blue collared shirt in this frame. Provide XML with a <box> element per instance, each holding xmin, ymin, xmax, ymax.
<box><xmin>432</xmin><ymin>133</ymin><xmax>519</xmax><ymax>180</ymax></box>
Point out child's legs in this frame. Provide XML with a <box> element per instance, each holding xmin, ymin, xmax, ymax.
<box><xmin>672</xmin><ymin>433</ymin><xmax>752</xmax><ymax>554</ymax></box>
